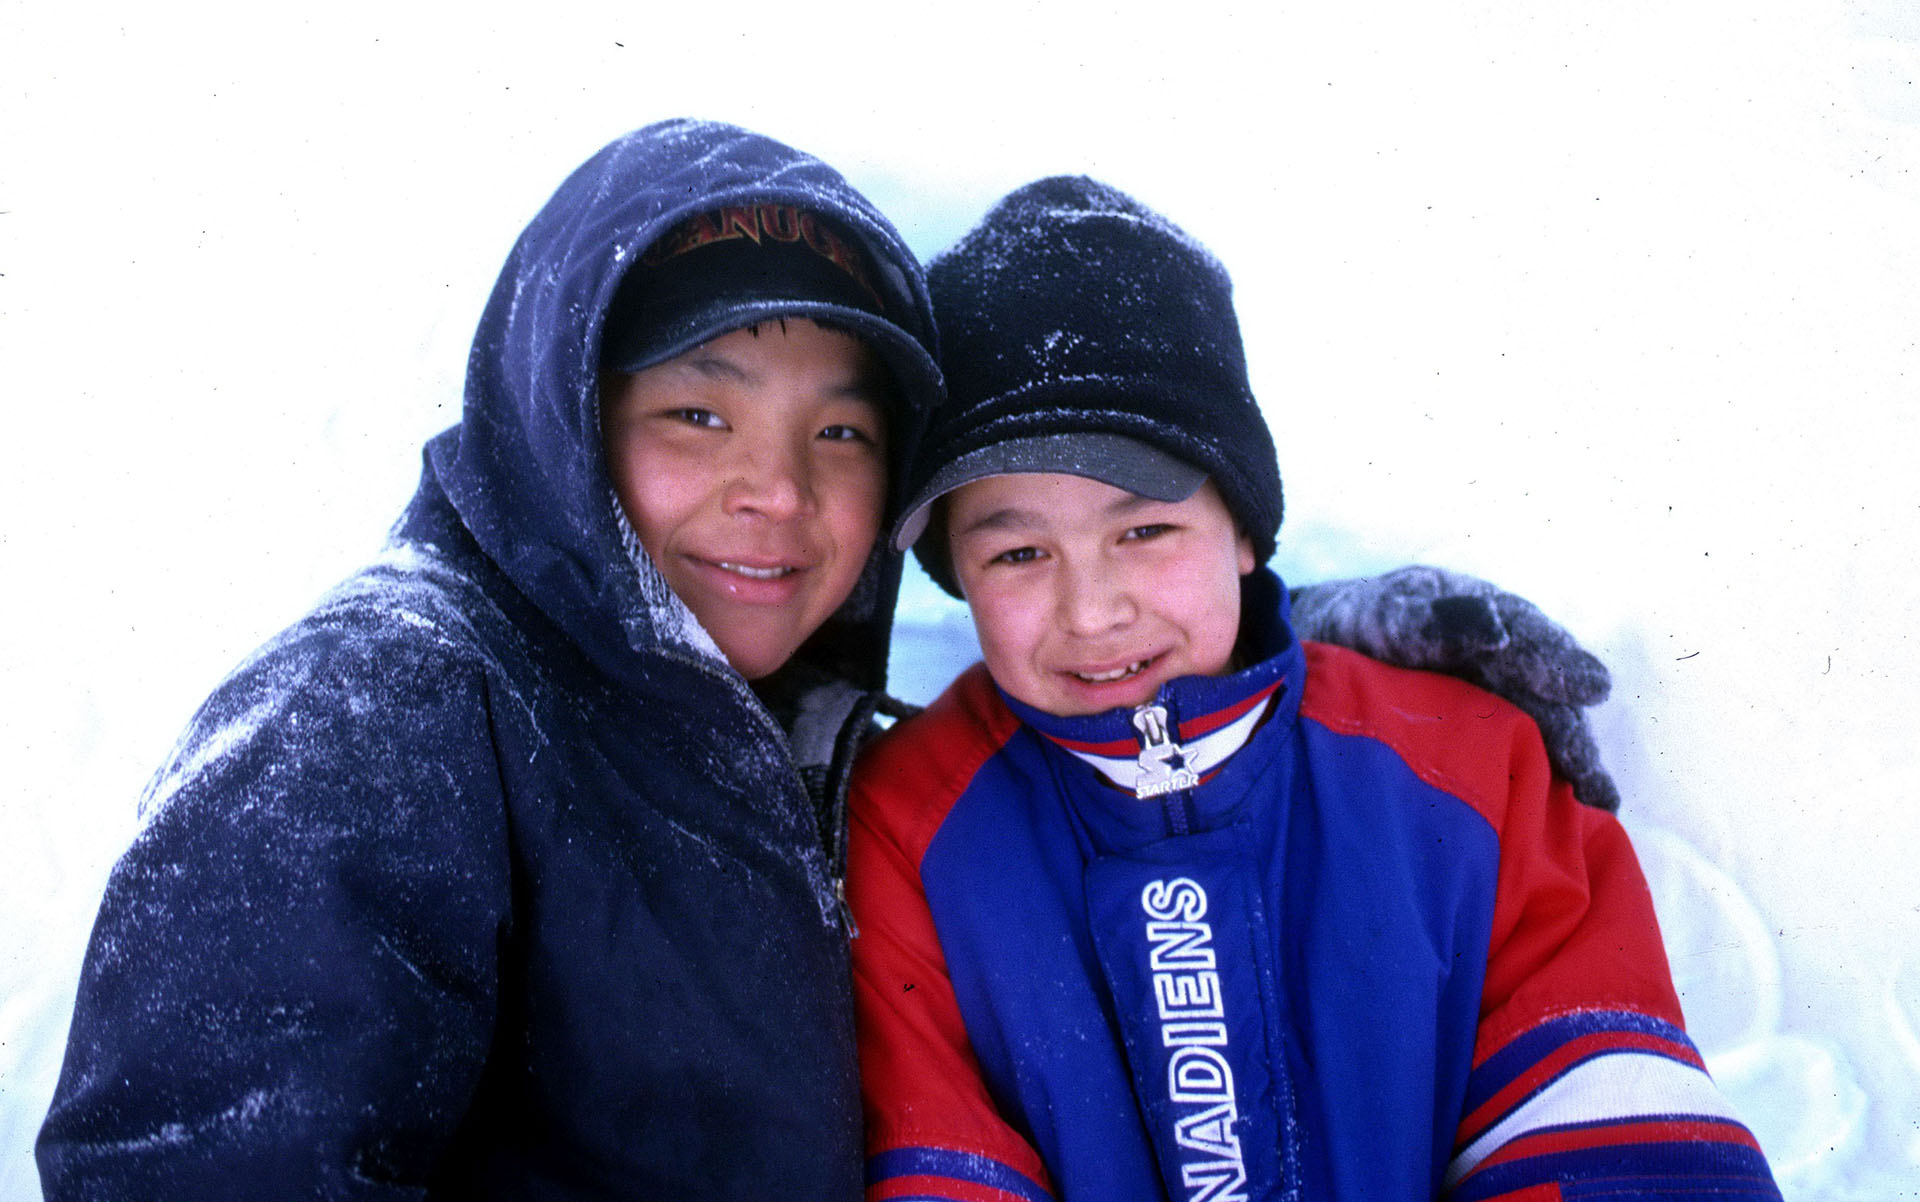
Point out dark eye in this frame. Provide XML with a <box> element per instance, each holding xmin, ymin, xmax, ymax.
<box><xmin>668</xmin><ymin>408</ymin><xmax>726</xmax><ymax>429</ymax></box>
<box><xmin>819</xmin><ymin>423</ymin><xmax>879</xmax><ymax>446</ymax></box>
<box><xmin>989</xmin><ymin>546</ymin><xmax>1044</xmax><ymax>566</ymax></box>
<box><xmin>1123</xmin><ymin>523</ymin><xmax>1174</xmax><ymax>542</ymax></box>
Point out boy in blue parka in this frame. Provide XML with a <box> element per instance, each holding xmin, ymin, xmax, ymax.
<box><xmin>38</xmin><ymin>118</ymin><xmax>949</xmax><ymax>1201</ymax></box>
<box><xmin>848</xmin><ymin>178</ymin><xmax>1781</xmax><ymax>1200</ymax></box>
<box><xmin>39</xmin><ymin>123</ymin><xmax>1621</xmax><ymax>1200</ymax></box>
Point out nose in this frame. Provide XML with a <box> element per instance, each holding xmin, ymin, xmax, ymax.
<box><xmin>1057</xmin><ymin>550</ymin><xmax>1136</xmax><ymax>637</ymax></box>
<box><xmin>721</xmin><ymin>434</ymin><xmax>814</xmax><ymax>521</ymax></box>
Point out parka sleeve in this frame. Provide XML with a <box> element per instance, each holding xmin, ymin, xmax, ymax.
<box><xmin>35</xmin><ymin>621</ymin><xmax>513</xmax><ymax>1200</ymax></box>
<box><xmin>1444</xmin><ymin>757</ymin><xmax>1782</xmax><ymax>1199</ymax></box>
<box><xmin>846</xmin><ymin>709</ymin><xmax>1056</xmax><ymax>1202</ymax></box>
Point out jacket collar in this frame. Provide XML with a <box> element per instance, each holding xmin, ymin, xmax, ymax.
<box><xmin>1001</xmin><ymin>569</ymin><xmax>1304</xmax><ymax>811</ymax></box>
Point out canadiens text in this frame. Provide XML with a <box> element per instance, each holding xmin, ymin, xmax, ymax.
<box><xmin>1141</xmin><ymin>878</ymin><xmax>1248</xmax><ymax>1202</ymax></box>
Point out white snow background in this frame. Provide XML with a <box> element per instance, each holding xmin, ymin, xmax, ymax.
<box><xmin>4</xmin><ymin>2</ymin><xmax>1917</xmax><ymax>1197</ymax></box>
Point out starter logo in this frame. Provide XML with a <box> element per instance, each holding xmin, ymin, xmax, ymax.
<box><xmin>1141</xmin><ymin>878</ymin><xmax>1248</xmax><ymax>1202</ymax></box>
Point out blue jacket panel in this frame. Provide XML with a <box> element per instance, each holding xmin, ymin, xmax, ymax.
<box><xmin>915</xmin><ymin>581</ymin><xmax>1491</xmax><ymax>1199</ymax></box>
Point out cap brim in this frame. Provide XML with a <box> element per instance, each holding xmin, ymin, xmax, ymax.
<box><xmin>892</xmin><ymin>432</ymin><xmax>1208</xmax><ymax>550</ymax></box>
<box><xmin>603</xmin><ymin>296</ymin><xmax>944</xmax><ymax>416</ymax></box>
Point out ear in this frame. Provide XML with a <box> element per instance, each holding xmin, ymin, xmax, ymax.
<box><xmin>1236</xmin><ymin>530</ymin><xmax>1257</xmax><ymax>576</ymax></box>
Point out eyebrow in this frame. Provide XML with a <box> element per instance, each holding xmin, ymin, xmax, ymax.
<box><xmin>678</xmin><ymin>350</ymin><xmax>887</xmax><ymax>409</ymax></box>
<box><xmin>952</xmin><ymin>506</ymin><xmax>1040</xmax><ymax>539</ymax></box>
<box><xmin>681</xmin><ymin>351</ymin><xmax>755</xmax><ymax>386</ymax></box>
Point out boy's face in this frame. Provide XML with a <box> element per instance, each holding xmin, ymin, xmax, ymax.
<box><xmin>946</xmin><ymin>472</ymin><xmax>1255</xmax><ymax>716</ymax></box>
<box><xmin>601</xmin><ymin>319</ymin><xmax>889</xmax><ymax>681</ymax></box>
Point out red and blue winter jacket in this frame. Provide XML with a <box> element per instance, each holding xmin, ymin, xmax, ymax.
<box><xmin>848</xmin><ymin>571</ymin><xmax>1779</xmax><ymax>1201</ymax></box>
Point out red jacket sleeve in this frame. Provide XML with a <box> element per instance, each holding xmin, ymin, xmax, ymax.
<box><xmin>1299</xmin><ymin>641</ymin><xmax>1779</xmax><ymax>1200</ymax></box>
<box><xmin>847</xmin><ymin>666</ymin><xmax>1056</xmax><ymax>1202</ymax></box>
<box><xmin>1447</xmin><ymin>699</ymin><xmax>1779</xmax><ymax>1199</ymax></box>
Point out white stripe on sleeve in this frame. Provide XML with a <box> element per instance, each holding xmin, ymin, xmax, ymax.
<box><xmin>1444</xmin><ymin>1051</ymin><xmax>1744</xmax><ymax>1189</ymax></box>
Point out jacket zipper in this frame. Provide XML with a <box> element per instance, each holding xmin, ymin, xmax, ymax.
<box><xmin>1131</xmin><ymin>702</ymin><xmax>1201</xmax><ymax>839</ymax></box>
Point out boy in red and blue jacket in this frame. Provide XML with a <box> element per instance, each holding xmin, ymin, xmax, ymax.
<box><xmin>846</xmin><ymin>177</ymin><xmax>1780</xmax><ymax>1201</ymax></box>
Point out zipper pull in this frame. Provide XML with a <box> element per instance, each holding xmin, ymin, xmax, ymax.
<box><xmin>1131</xmin><ymin>703</ymin><xmax>1199</xmax><ymax>800</ymax></box>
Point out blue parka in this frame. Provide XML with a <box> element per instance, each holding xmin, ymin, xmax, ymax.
<box><xmin>37</xmin><ymin>120</ymin><xmax>942</xmax><ymax>1200</ymax></box>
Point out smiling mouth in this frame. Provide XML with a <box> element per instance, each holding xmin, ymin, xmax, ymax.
<box><xmin>1073</xmin><ymin>657</ymin><xmax>1154</xmax><ymax>684</ymax></box>
<box><xmin>714</xmin><ymin>561</ymin><xmax>798</xmax><ymax>580</ymax></box>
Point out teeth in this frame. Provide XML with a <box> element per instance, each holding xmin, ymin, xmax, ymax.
<box><xmin>1077</xmin><ymin>659</ymin><xmax>1149</xmax><ymax>684</ymax></box>
<box><xmin>719</xmin><ymin>562</ymin><xmax>792</xmax><ymax>580</ymax></box>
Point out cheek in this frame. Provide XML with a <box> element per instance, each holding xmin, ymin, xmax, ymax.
<box><xmin>821</xmin><ymin>458</ymin><xmax>888</xmax><ymax>554</ymax></box>
<box><xmin>1197</xmin><ymin>551</ymin><xmax>1247</xmax><ymax>655</ymax></box>
<box><xmin>606</xmin><ymin>434</ymin><xmax>696</xmax><ymax>548</ymax></box>
<box><xmin>602</xmin><ymin>430</ymin><xmax>645</xmax><ymax>524</ymax></box>
<box><xmin>1151</xmin><ymin>546</ymin><xmax>1243</xmax><ymax>656</ymax></box>
<box><xmin>963</xmin><ymin>583</ymin><xmax>1049</xmax><ymax>669</ymax></box>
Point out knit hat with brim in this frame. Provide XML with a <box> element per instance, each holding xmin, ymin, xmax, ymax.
<box><xmin>896</xmin><ymin>175</ymin><xmax>1282</xmax><ymax>598</ymax></box>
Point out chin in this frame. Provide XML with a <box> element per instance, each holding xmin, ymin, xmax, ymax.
<box><xmin>719</xmin><ymin>641</ymin><xmax>801</xmax><ymax>682</ymax></box>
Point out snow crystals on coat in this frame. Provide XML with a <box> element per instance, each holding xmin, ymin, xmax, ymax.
<box><xmin>38</xmin><ymin>119</ymin><xmax>941</xmax><ymax>1201</ymax></box>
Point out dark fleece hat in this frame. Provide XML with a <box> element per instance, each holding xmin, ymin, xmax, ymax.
<box><xmin>897</xmin><ymin>176</ymin><xmax>1281</xmax><ymax>597</ymax></box>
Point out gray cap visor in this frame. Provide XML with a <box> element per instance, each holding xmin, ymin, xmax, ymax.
<box><xmin>893</xmin><ymin>432</ymin><xmax>1207</xmax><ymax>550</ymax></box>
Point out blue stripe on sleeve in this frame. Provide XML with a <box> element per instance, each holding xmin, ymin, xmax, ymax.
<box><xmin>1463</xmin><ymin>1010</ymin><xmax>1697</xmax><ymax>1115</ymax></box>
<box><xmin>866</xmin><ymin>1146</ymin><xmax>1054</xmax><ymax>1202</ymax></box>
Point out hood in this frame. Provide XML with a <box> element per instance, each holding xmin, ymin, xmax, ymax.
<box><xmin>428</xmin><ymin>119</ymin><xmax>942</xmax><ymax>695</ymax></box>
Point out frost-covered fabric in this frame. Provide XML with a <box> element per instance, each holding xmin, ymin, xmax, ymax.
<box><xmin>37</xmin><ymin>119</ymin><xmax>939</xmax><ymax>1201</ymax></box>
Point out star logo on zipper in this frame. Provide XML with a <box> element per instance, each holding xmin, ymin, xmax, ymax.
<box><xmin>1132</xmin><ymin>704</ymin><xmax>1200</xmax><ymax>799</ymax></box>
